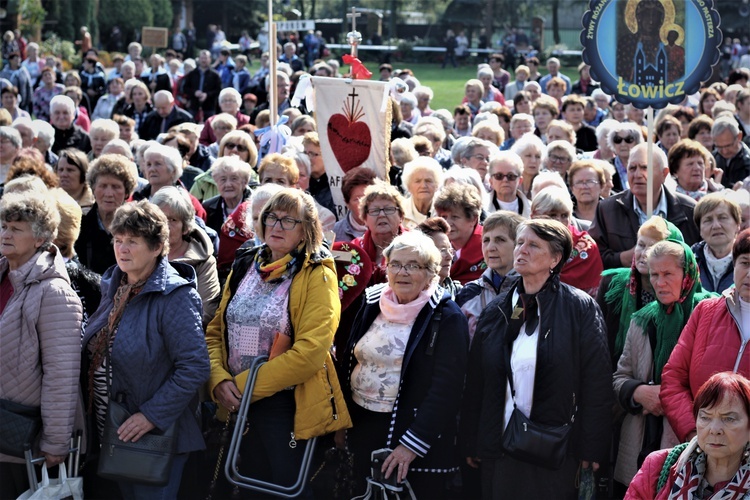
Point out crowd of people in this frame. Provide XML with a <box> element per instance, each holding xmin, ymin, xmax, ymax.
<box><xmin>3</xmin><ymin>23</ymin><xmax>750</xmax><ymax>500</ymax></box>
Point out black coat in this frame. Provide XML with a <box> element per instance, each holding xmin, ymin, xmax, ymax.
<box><xmin>182</xmin><ymin>67</ymin><xmax>222</xmax><ymax>115</ymax></box>
<box><xmin>461</xmin><ymin>275</ymin><xmax>612</xmax><ymax>465</ymax></box>
<box><xmin>341</xmin><ymin>284</ymin><xmax>469</xmax><ymax>471</ymax></box>
<box><xmin>74</xmin><ymin>204</ymin><xmax>117</xmax><ymax>275</ymax></box>
<box><xmin>138</xmin><ymin>106</ymin><xmax>194</xmax><ymax>140</ymax></box>
<box><xmin>51</xmin><ymin>125</ymin><xmax>91</xmax><ymax>155</ymax></box>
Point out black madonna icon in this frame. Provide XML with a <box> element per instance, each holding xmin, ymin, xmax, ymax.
<box><xmin>581</xmin><ymin>0</ymin><xmax>721</xmax><ymax>109</ymax></box>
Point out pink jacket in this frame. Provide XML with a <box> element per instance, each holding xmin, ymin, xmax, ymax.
<box><xmin>625</xmin><ymin>448</ymin><xmax>672</xmax><ymax>499</ymax></box>
<box><xmin>660</xmin><ymin>290</ymin><xmax>750</xmax><ymax>441</ymax></box>
<box><xmin>0</xmin><ymin>248</ymin><xmax>83</xmax><ymax>464</ymax></box>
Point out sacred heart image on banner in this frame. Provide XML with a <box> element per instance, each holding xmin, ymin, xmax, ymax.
<box><xmin>307</xmin><ymin>77</ymin><xmax>390</xmax><ymax>220</ymax></box>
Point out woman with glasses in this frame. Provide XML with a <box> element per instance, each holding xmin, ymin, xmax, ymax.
<box><xmin>352</xmin><ymin>180</ymin><xmax>407</xmax><ymax>286</ymax></box>
<box><xmin>341</xmin><ymin>230</ymin><xmax>469</xmax><ymax>499</ymax></box>
<box><xmin>459</xmin><ymin>137</ymin><xmax>495</xmax><ymax>186</ymax></box>
<box><xmin>434</xmin><ymin>183</ymin><xmax>485</xmax><ymax>283</ymax></box>
<box><xmin>198</xmin><ymin>88</ymin><xmax>250</xmax><ymax>147</ymax></box>
<box><xmin>544</xmin><ymin>140</ymin><xmax>577</xmax><ymax>185</ymax></box>
<box><xmin>206</xmin><ymin>189</ymin><xmax>351</xmax><ymax>496</ymax></box>
<box><xmin>569</xmin><ymin>159</ymin><xmax>606</xmax><ymax>222</ymax></box>
<box><xmin>487</xmin><ymin>151</ymin><xmax>531</xmax><ymax>217</ymax></box>
<box><xmin>189</xmin><ymin>130</ymin><xmax>258</xmax><ymax>202</ymax></box>
<box><xmin>608</xmin><ymin>122</ymin><xmax>644</xmax><ymax>193</ymax></box>
<box><xmin>202</xmin><ymin>155</ymin><xmax>254</xmax><ymax>233</ymax></box>
<box><xmin>417</xmin><ymin>217</ymin><xmax>461</xmax><ymax>299</ymax></box>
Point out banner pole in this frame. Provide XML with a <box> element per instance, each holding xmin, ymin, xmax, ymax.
<box><xmin>646</xmin><ymin>106</ymin><xmax>654</xmax><ymax>218</ymax></box>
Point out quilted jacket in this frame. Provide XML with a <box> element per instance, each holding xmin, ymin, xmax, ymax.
<box><xmin>0</xmin><ymin>247</ymin><xmax>84</xmax><ymax>464</ymax></box>
<box><xmin>82</xmin><ymin>257</ymin><xmax>210</xmax><ymax>453</ymax></box>
<box><xmin>661</xmin><ymin>289</ymin><xmax>750</xmax><ymax>441</ymax></box>
<box><xmin>206</xmin><ymin>244</ymin><xmax>352</xmax><ymax>440</ymax></box>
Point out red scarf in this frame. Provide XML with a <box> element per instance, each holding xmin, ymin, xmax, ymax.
<box><xmin>450</xmin><ymin>223</ymin><xmax>485</xmax><ymax>284</ymax></box>
<box><xmin>560</xmin><ymin>225</ymin><xmax>603</xmax><ymax>296</ymax></box>
<box><xmin>352</xmin><ymin>226</ymin><xmax>405</xmax><ymax>287</ymax></box>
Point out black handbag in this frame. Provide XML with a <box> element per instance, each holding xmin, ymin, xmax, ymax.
<box><xmin>97</xmin><ymin>347</ymin><xmax>177</xmax><ymax>486</ymax></box>
<box><xmin>500</xmin><ymin>335</ymin><xmax>575</xmax><ymax>470</ymax></box>
<box><xmin>0</xmin><ymin>398</ymin><xmax>42</xmax><ymax>458</ymax></box>
<box><xmin>310</xmin><ymin>447</ymin><xmax>357</xmax><ymax>500</ymax></box>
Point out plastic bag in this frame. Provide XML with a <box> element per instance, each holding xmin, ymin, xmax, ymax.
<box><xmin>17</xmin><ymin>463</ymin><xmax>83</xmax><ymax>500</ymax></box>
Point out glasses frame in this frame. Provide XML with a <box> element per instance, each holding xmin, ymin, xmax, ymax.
<box><xmin>366</xmin><ymin>206</ymin><xmax>399</xmax><ymax>217</ymax></box>
<box><xmin>262</xmin><ymin>213</ymin><xmax>303</xmax><ymax>231</ymax></box>
<box><xmin>612</xmin><ymin>135</ymin><xmax>636</xmax><ymax>145</ymax></box>
<box><xmin>491</xmin><ymin>172</ymin><xmax>520</xmax><ymax>182</ymax></box>
<box><xmin>386</xmin><ymin>262</ymin><xmax>424</xmax><ymax>274</ymax></box>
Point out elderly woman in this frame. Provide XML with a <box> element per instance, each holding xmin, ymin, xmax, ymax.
<box><xmin>91</xmin><ymin>78</ymin><xmax>125</xmax><ymax>121</ymax></box>
<box><xmin>613</xmin><ymin>240</ymin><xmax>716</xmax><ymax>488</ymax></box>
<box><xmin>608</xmin><ymin>122</ymin><xmax>644</xmax><ymax>192</ymax></box>
<box><xmin>487</xmin><ymin>151</ymin><xmax>531</xmax><ymax>217</ymax></box>
<box><xmin>416</xmin><ymin>216</ymin><xmax>461</xmax><ymax>298</ymax></box>
<box><xmin>545</xmin><ymin>140</ymin><xmax>577</xmax><ymax>184</ymax></box>
<box><xmin>258</xmin><ymin>152</ymin><xmax>298</xmax><ymax>187</ymax></box>
<box><xmin>656</xmin><ymin>115</ymin><xmax>682</xmax><ymax>155</ymax></box>
<box><xmin>456</xmin><ymin>210</ymin><xmax>524</xmax><ymax>341</ymax></box>
<box><xmin>202</xmin><ymin>155</ymin><xmax>254</xmax><ymax>234</ymax></box>
<box><xmin>390</xmin><ymin>137</ymin><xmax>418</xmax><ymax>193</ymax></box>
<box><xmin>88</xmin><ymin>118</ymin><xmax>119</xmax><ymax>160</ymax></box>
<box><xmin>688</xmin><ymin>115</ymin><xmax>715</xmax><ymax>151</ymax></box>
<box><xmin>472</xmin><ymin>121</ymin><xmax>505</xmax><ymax>147</ymax></box>
<box><xmin>690</xmin><ymin>193</ymin><xmax>741</xmax><ymax>294</ymax></box>
<box><xmin>152</xmin><ymin>186</ymin><xmax>220</xmax><ymax>325</ymax></box>
<box><xmin>629</xmin><ymin>372</ymin><xmax>750</xmax><ymax>498</ymax></box>
<box><xmin>511</xmin><ymin>133</ymin><xmax>545</xmax><ymax>198</ymax></box>
<box><xmin>593</xmin><ymin>119</ymin><xmax>619</xmax><ymax>161</ymax></box>
<box><xmin>333</xmin><ymin>166</ymin><xmax>377</xmax><ymax>243</ymax></box>
<box><xmin>75</xmin><ymin>154</ymin><xmax>137</xmax><ymax>274</ymax></box>
<box><xmin>122</xmin><ymin>80</ymin><xmax>153</xmax><ymax>132</ymax></box>
<box><xmin>698</xmin><ymin>88</ymin><xmax>721</xmax><ymax>117</ymax></box>
<box><xmin>546</xmin><ymin>120</ymin><xmax>576</xmax><ymax>146</ymax></box>
<box><xmin>206</xmin><ymin>189</ymin><xmax>351</xmax><ymax>494</ymax></box>
<box><xmin>206</xmin><ymin>113</ymin><xmax>237</xmax><ymax>158</ymax></box>
<box><xmin>670</xmin><ymin>139</ymin><xmax>720</xmax><ymax>201</ymax></box>
<box><xmin>459</xmin><ymin>137</ymin><xmax>495</xmax><ymax>186</ymax></box>
<box><xmin>56</xmin><ymin>148</ymin><xmax>95</xmax><ymax>214</ymax></box>
<box><xmin>1</xmin><ymin>86</ymin><xmax>29</xmax><ymax>120</ymax></box>
<box><xmin>342</xmin><ymin>230</ymin><xmax>469</xmax><ymax>498</ymax></box>
<box><xmin>199</xmin><ymin>88</ymin><xmax>250</xmax><ymax>147</ymax></box>
<box><xmin>463</xmin><ymin>79</ymin><xmax>484</xmax><ymax>118</ymax></box>
<box><xmin>190</xmin><ymin>130</ymin><xmax>258</xmax><ymax>203</ymax></box>
<box><xmin>569</xmin><ymin>159</ymin><xmax>606</xmax><ymax>222</ymax></box>
<box><xmin>662</xmin><ymin>228</ymin><xmax>750</xmax><ymax>445</ymax></box>
<box><xmin>399</xmin><ymin>92</ymin><xmax>420</xmax><ymax>126</ymax></box>
<box><xmin>32</xmin><ymin>67</ymin><xmax>65</xmax><ymax>123</ymax></box>
<box><xmin>82</xmin><ymin>200</ymin><xmax>209</xmax><ymax>497</ymax></box>
<box><xmin>413</xmin><ymin>86</ymin><xmax>434</xmax><ymax>117</ymax></box>
<box><xmin>434</xmin><ymin>183</ymin><xmax>484</xmax><ymax>283</ymax></box>
<box><xmin>532</xmin><ymin>96</ymin><xmax>559</xmax><ymax>143</ymax></box>
<box><xmin>401</xmin><ymin>157</ymin><xmax>442</xmax><ymax>229</ymax></box>
<box><xmin>477</xmin><ymin>67</ymin><xmax>505</xmax><ymax>105</ymax></box>
<box><xmin>290</xmin><ymin>115</ymin><xmax>316</xmax><ymax>137</ymax></box>
<box><xmin>505</xmin><ymin>65</ymin><xmax>530</xmax><ymax>102</ymax></box>
<box><xmin>461</xmin><ymin>219</ymin><xmax>612</xmax><ymax>498</ymax></box>
<box><xmin>50</xmin><ymin>94</ymin><xmax>91</xmax><ymax>155</ymax></box>
<box><xmin>531</xmin><ymin>186</ymin><xmax>604</xmax><ymax>296</ymax></box>
<box><xmin>0</xmin><ymin>192</ymin><xmax>83</xmax><ymax>499</ymax></box>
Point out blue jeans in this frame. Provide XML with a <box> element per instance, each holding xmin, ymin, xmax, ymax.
<box><xmin>118</xmin><ymin>453</ymin><xmax>188</xmax><ymax>500</ymax></box>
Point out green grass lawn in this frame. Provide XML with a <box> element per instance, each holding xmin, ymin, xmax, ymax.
<box><xmin>352</xmin><ymin>61</ymin><xmax>579</xmax><ymax>111</ymax></box>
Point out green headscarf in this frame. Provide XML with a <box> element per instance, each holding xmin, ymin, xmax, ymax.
<box><xmin>630</xmin><ymin>239</ymin><xmax>718</xmax><ymax>382</ymax></box>
<box><xmin>603</xmin><ymin>218</ymin><xmax>684</xmax><ymax>360</ymax></box>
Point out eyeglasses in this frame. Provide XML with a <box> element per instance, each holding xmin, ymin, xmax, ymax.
<box><xmin>470</xmin><ymin>154</ymin><xmax>491</xmax><ymax>163</ymax></box>
<box><xmin>715</xmin><ymin>138</ymin><xmax>738</xmax><ymax>151</ymax></box>
<box><xmin>304</xmin><ymin>150</ymin><xmax>321</xmax><ymax>158</ymax></box>
<box><xmin>366</xmin><ymin>206</ymin><xmax>399</xmax><ymax>217</ymax></box>
<box><xmin>224</xmin><ymin>142</ymin><xmax>248</xmax><ymax>153</ymax></box>
<box><xmin>262</xmin><ymin>213</ymin><xmax>302</xmax><ymax>230</ymax></box>
<box><xmin>491</xmin><ymin>172</ymin><xmax>519</xmax><ymax>181</ymax></box>
<box><xmin>573</xmin><ymin>179</ymin><xmax>600</xmax><ymax>188</ymax></box>
<box><xmin>387</xmin><ymin>262</ymin><xmax>424</xmax><ymax>274</ymax></box>
<box><xmin>613</xmin><ymin>135</ymin><xmax>635</xmax><ymax>144</ymax></box>
<box><xmin>548</xmin><ymin>154</ymin><xmax>570</xmax><ymax>164</ymax></box>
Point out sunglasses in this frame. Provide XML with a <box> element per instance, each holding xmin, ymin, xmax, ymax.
<box><xmin>224</xmin><ymin>142</ymin><xmax>248</xmax><ymax>153</ymax></box>
<box><xmin>613</xmin><ymin>135</ymin><xmax>635</xmax><ymax>144</ymax></box>
<box><xmin>491</xmin><ymin>172</ymin><xmax>519</xmax><ymax>181</ymax></box>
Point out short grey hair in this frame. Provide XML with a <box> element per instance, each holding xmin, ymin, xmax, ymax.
<box><xmin>431</xmin><ymin>108</ymin><xmax>454</xmax><ymax>131</ymax></box>
<box><xmin>219</xmin><ymin>87</ymin><xmax>242</xmax><ymax>105</ymax></box>
<box><xmin>414</xmin><ymin>117</ymin><xmax>446</xmax><ymax>143</ymax></box>
<box><xmin>489</xmin><ymin>151</ymin><xmax>524</xmax><ymax>175</ymax></box>
<box><xmin>31</xmin><ymin>120</ymin><xmax>55</xmax><ymax>149</ymax></box>
<box><xmin>477</xmin><ymin>67</ymin><xmax>494</xmax><ymax>79</ymax></box>
<box><xmin>413</xmin><ymin>85</ymin><xmax>434</xmax><ymax>101</ymax></box>
<box><xmin>546</xmin><ymin>140</ymin><xmax>576</xmax><ymax>162</ymax></box>
<box><xmin>402</xmin><ymin>157</ymin><xmax>443</xmax><ymax>192</ymax></box>
<box><xmin>531</xmin><ymin>186</ymin><xmax>574</xmax><ymax>217</ymax></box>
<box><xmin>596</xmin><ymin>118</ymin><xmax>620</xmax><ymax>142</ymax></box>
<box><xmin>50</xmin><ymin>94</ymin><xmax>75</xmax><ymax>115</ymax></box>
<box><xmin>607</xmin><ymin>122</ymin><xmax>644</xmax><ymax>150</ymax></box>
<box><xmin>101</xmin><ymin>139</ymin><xmax>135</xmax><ymax>160</ymax></box>
<box><xmin>383</xmin><ymin>230</ymin><xmax>442</xmax><ymax>283</ymax></box>
<box><xmin>0</xmin><ymin>191</ymin><xmax>60</xmax><ymax>246</ymax></box>
<box><xmin>510</xmin><ymin>132</ymin><xmax>545</xmax><ymax>157</ymax></box>
<box><xmin>243</xmin><ymin>182</ymin><xmax>284</xmax><ymax>229</ymax></box>
<box><xmin>11</xmin><ymin>117</ymin><xmax>35</xmax><ymax>137</ymax></box>
<box><xmin>89</xmin><ymin>119</ymin><xmax>119</xmax><ymax>139</ymax></box>
<box><xmin>530</xmin><ymin>171</ymin><xmax>567</xmax><ymax>198</ymax></box>
<box><xmin>712</xmin><ymin>116</ymin><xmax>741</xmax><ymax>138</ymax></box>
<box><xmin>510</xmin><ymin>113</ymin><xmax>535</xmax><ymax>129</ymax></box>
<box><xmin>391</xmin><ymin>138</ymin><xmax>418</xmax><ymax>168</ymax></box>
<box><xmin>151</xmin><ymin>185</ymin><xmax>195</xmax><ymax>234</ymax></box>
<box><xmin>630</xmin><ymin>142</ymin><xmax>668</xmax><ymax>171</ymax></box>
<box><xmin>0</xmin><ymin>126</ymin><xmax>21</xmax><ymax>149</ymax></box>
<box><xmin>211</xmin><ymin>155</ymin><xmax>253</xmax><ymax>185</ymax></box>
<box><xmin>145</xmin><ymin>143</ymin><xmax>184</xmax><ymax>182</ymax></box>
<box><xmin>153</xmin><ymin>90</ymin><xmax>174</xmax><ymax>104</ymax></box>
<box><xmin>460</xmin><ymin>137</ymin><xmax>496</xmax><ymax>161</ymax></box>
<box><xmin>400</xmin><ymin>92</ymin><xmax>417</xmax><ymax>109</ymax></box>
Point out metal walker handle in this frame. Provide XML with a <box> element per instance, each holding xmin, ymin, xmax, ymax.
<box><xmin>224</xmin><ymin>355</ymin><xmax>317</xmax><ymax>498</ymax></box>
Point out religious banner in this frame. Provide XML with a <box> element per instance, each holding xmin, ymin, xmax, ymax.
<box><xmin>293</xmin><ymin>76</ymin><xmax>391</xmax><ymax>219</ymax></box>
<box><xmin>581</xmin><ymin>0</ymin><xmax>721</xmax><ymax>109</ymax></box>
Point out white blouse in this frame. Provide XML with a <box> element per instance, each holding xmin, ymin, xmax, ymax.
<box><xmin>503</xmin><ymin>290</ymin><xmax>540</xmax><ymax>430</ymax></box>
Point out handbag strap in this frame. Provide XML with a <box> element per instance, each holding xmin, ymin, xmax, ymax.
<box><xmin>424</xmin><ymin>302</ymin><xmax>444</xmax><ymax>357</ymax></box>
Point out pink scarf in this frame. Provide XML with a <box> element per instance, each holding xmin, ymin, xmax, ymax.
<box><xmin>379</xmin><ymin>282</ymin><xmax>438</xmax><ymax>324</ymax></box>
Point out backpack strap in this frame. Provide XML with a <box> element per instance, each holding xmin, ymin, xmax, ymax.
<box><xmin>425</xmin><ymin>302</ymin><xmax>444</xmax><ymax>357</ymax></box>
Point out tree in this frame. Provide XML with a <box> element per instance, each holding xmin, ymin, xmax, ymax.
<box><xmin>152</xmin><ymin>0</ymin><xmax>174</xmax><ymax>29</ymax></box>
<box><xmin>98</xmin><ymin>0</ymin><xmax>153</xmax><ymax>46</ymax></box>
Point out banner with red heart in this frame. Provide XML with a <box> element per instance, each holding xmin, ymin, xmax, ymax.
<box><xmin>311</xmin><ymin>77</ymin><xmax>391</xmax><ymax>220</ymax></box>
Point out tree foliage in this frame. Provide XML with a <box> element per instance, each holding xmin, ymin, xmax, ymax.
<box><xmin>98</xmin><ymin>0</ymin><xmax>154</xmax><ymax>43</ymax></box>
<box><xmin>152</xmin><ymin>0</ymin><xmax>174</xmax><ymax>29</ymax></box>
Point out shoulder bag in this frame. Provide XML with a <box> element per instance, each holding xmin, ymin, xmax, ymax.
<box><xmin>97</xmin><ymin>350</ymin><xmax>177</xmax><ymax>486</ymax></box>
<box><xmin>0</xmin><ymin>398</ymin><xmax>41</xmax><ymax>458</ymax></box>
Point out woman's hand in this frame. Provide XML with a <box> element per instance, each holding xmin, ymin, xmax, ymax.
<box><xmin>382</xmin><ymin>445</ymin><xmax>417</xmax><ymax>483</ymax></box>
<box><xmin>466</xmin><ymin>457</ymin><xmax>481</xmax><ymax>468</ymax></box>
<box><xmin>117</xmin><ymin>412</ymin><xmax>155</xmax><ymax>443</ymax></box>
<box><xmin>214</xmin><ymin>380</ymin><xmax>242</xmax><ymax>412</ymax></box>
<box><xmin>633</xmin><ymin>384</ymin><xmax>663</xmax><ymax>416</ymax></box>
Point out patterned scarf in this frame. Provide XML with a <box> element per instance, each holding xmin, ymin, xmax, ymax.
<box><xmin>603</xmin><ymin>218</ymin><xmax>684</xmax><ymax>359</ymax></box>
<box><xmin>253</xmin><ymin>243</ymin><xmax>305</xmax><ymax>283</ymax></box>
<box><xmin>87</xmin><ymin>273</ymin><xmax>148</xmax><ymax>410</ymax></box>
<box><xmin>670</xmin><ymin>439</ymin><xmax>750</xmax><ymax>499</ymax></box>
<box><xmin>631</xmin><ymin>239</ymin><xmax>718</xmax><ymax>383</ymax></box>
<box><xmin>675</xmin><ymin>180</ymin><xmax>709</xmax><ymax>201</ymax></box>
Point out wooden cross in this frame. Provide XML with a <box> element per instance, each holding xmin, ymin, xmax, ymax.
<box><xmin>347</xmin><ymin>7</ymin><xmax>361</xmax><ymax>33</ymax></box>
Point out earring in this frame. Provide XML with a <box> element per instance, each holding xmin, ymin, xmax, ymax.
<box><xmin>549</xmin><ymin>268</ymin><xmax>554</xmax><ymax>275</ymax></box>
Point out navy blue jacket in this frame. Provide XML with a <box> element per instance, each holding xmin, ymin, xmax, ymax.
<box><xmin>692</xmin><ymin>240</ymin><xmax>735</xmax><ymax>294</ymax></box>
<box><xmin>83</xmin><ymin>257</ymin><xmax>209</xmax><ymax>453</ymax></box>
<box><xmin>342</xmin><ymin>284</ymin><xmax>469</xmax><ymax>471</ymax></box>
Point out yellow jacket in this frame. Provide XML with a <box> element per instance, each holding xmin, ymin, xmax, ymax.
<box><xmin>206</xmin><ymin>246</ymin><xmax>352</xmax><ymax>439</ymax></box>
